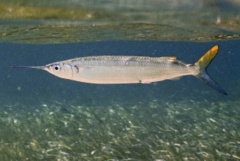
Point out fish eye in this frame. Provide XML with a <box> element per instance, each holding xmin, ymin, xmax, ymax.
<box><xmin>55</xmin><ymin>66</ymin><xmax>59</xmax><ymax>70</ymax></box>
<box><xmin>51</xmin><ymin>64</ymin><xmax>61</xmax><ymax>71</ymax></box>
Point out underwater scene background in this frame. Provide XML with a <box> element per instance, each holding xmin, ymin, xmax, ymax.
<box><xmin>0</xmin><ymin>41</ymin><xmax>239</xmax><ymax>161</ymax></box>
<box><xmin>0</xmin><ymin>0</ymin><xmax>240</xmax><ymax>161</ymax></box>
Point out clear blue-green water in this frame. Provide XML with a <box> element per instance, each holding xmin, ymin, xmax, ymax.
<box><xmin>0</xmin><ymin>41</ymin><xmax>240</xmax><ymax>161</ymax></box>
<box><xmin>0</xmin><ymin>0</ymin><xmax>240</xmax><ymax>160</ymax></box>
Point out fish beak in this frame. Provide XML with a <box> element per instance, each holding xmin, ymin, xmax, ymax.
<box><xmin>11</xmin><ymin>65</ymin><xmax>47</xmax><ymax>70</ymax></box>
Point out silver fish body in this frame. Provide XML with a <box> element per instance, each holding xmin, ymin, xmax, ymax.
<box><xmin>12</xmin><ymin>45</ymin><xmax>227</xmax><ymax>95</ymax></box>
<box><xmin>45</xmin><ymin>56</ymin><xmax>198</xmax><ymax>84</ymax></box>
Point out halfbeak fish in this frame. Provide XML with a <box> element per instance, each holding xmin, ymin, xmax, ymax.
<box><xmin>12</xmin><ymin>45</ymin><xmax>227</xmax><ymax>95</ymax></box>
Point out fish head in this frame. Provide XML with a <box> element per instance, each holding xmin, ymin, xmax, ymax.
<box><xmin>44</xmin><ymin>62</ymin><xmax>74</xmax><ymax>80</ymax></box>
<box><xmin>12</xmin><ymin>61</ymin><xmax>75</xmax><ymax>80</ymax></box>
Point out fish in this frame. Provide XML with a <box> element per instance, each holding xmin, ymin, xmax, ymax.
<box><xmin>11</xmin><ymin>45</ymin><xmax>227</xmax><ymax>95</ymax></box>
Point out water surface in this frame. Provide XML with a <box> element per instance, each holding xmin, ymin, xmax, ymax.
<box><xmin>0</xmin><ymin>0</ymin><xmax>240</xmax><ymax>43</ymax></box>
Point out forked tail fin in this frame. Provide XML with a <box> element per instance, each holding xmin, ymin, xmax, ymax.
<box><xmin>194</xmin><ymin>45</ymin><xmax>227</xmax><ymax>95</ymax></box>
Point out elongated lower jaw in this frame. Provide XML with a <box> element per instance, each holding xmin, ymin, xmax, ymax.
<box><xmin>11</xmin><ymin>65</ymin><xmax>46</xmax><ymax>70</ymax></box>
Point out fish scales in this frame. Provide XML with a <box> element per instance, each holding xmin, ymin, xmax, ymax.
<box><xmin>69</xmin><ymin>56</ymin><xmax>176</xmax><ymax>67</ymax></box>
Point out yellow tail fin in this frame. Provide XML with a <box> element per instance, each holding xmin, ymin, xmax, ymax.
<box><xmin>195</xmin><ymin>45</ymin><xmax>227</xmax><ymax>95</ymax></box>
<box><xmin>195</xmin><ymin>45</ymin><xmax>219</xmax><ymax>70</ymax></box>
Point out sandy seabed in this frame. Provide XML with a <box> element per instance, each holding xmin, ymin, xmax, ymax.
<box><xmin>0</xmin><ymin>98</ymin><xmax>239</xmax><ymax>161</ymax></box>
